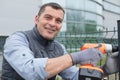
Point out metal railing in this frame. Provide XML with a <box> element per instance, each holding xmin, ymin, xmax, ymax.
<box><xmin>55</xmin><ymin>27</ymin><xmax>119</xmax><ymax>80</ymax></box>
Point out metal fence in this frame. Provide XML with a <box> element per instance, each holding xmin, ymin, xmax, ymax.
<box><xmin>55</xmin><ymin>27</ymin><xmax>119</xmax><ymax>80</ymax></box>
<box><xmin>56</xmin><ymin>27</ymin><xmax>118</xmax><ymax>52</ymax></box>
<box><xmin>0</xmin><ymin>27</ymin><xmax>119</xmax><ymax>80</ymax></box>
<box><xmin>0</xmin><ymin>36</ymin><xmax>7</xmax><ymax>51</ymax></box>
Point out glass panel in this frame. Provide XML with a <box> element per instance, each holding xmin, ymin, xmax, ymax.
<box><xmin>85</xmin><ymin>12</ymin><xmax>96</xmax><ymax>21</ymax></box>
<box><xmin>66</xmin><ymin>10</ymin><xmax>84</xmax><ymax>21</ymax></box>
<box><xmin>85</xmin><ymin>0</ymin><xmax>103</xmax><ymax>15</ymax></box>
<box><xmin>66</xmin><ymin>22</ymin><xmax>85</xmax><ymax>34</ymax></box>
<box><xmin>96</xmin><ymin>16</ymin><xmax>103</xmax><ymax>26</ymax></box>
<box><xmin>84</xmin><ymin>23</ymin><xmax>97</xmax><ymax>33</ymax></box>
<box><xmin>66</xmin><ymin>0</ymin><xmax>84</xmax><ymax>9</ymax></box>
<box><xmin>85</xmin><ymin>0</ymin><xmax>96</xmax><ymax>13</ymax></box>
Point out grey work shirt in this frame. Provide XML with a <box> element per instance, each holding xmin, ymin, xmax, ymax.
<box><xmin>3</xmin><ymin>32</ymin><xmax>79</xmax><ymax>80</ymax></box>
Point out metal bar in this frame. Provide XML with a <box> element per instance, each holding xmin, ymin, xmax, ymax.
<box><xmin>117</xmin><ymin>20</ymin><xmax>120</xmax><ymax>80</ymax></box>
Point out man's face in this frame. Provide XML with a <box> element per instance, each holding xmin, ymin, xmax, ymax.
<box><xmin>34</xmin><ymin>6</ymin><xmax>64</xmax><ymax>40</ymax></box>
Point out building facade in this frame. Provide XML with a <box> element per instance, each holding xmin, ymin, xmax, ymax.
<box><xmin>0</xmin><ymin>0</ymin><xmax>120</xmax><ymax>36</ymax></box>
<box><xmin>0</xmin><ymin>0</ymin><xmax>120</xmax><ymax>47</ymax></box>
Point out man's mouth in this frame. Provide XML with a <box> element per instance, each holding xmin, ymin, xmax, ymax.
<box><xmin>45</xmin><ymin>27</ymin><xmax>56</xmax><ymax>33</ymax></box>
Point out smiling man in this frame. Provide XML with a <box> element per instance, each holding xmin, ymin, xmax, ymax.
<box><xmin>1</xmin><ymin>2</ymin><xmax>112</xmax><ymax>80</ymax></box>
<box><xmin>35</xmin><ymin>6</ymin><xmax>63</xmax><ymax>40</ymax></box>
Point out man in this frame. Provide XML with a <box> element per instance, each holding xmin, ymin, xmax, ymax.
<box><xmin>1</xmin><ymin>2</ymin><xmax>119</xmax><ymax>80</ymax></box>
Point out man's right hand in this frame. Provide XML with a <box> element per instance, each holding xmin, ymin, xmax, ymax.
<box><xmin>70</xmin><ymin>48</ymin><xmax>103</xmax><ymax>66</ymax></box>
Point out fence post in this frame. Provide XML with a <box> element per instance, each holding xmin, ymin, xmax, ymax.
<box><xmin>117</xmin><ymin>20</ymin><xmax>120</xmax><ymax>80</ymax></box>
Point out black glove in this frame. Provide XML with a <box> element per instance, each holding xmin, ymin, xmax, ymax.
<box><xmin>70</xmin><ymin>48</ymin><xmax>103</xmax><ymax>66</ymax></box>
<box><xmin>101</xmin><ymin>52</ymin><xmax>119</xmax><ymax>76</ymax></box>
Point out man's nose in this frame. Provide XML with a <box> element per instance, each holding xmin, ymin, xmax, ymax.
<box><xmin>49</xmin><ymin>19</ymin><xmax>56</xmax><ymax>26</ymax></box>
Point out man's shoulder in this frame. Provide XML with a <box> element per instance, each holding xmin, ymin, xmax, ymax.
<box><xmin>6</xmin><ymin>31</ymin><xmax>28</xmax><ymax>42</ymax></box>
<box><xmin>10</xmin><ymin>31</ymin><xmax>26</xmax><ymax>38</ymax></box>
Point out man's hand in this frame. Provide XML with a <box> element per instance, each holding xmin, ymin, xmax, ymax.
<box><xmin>70</xmin><ymin>48</ymin><xmax>103</xmax><ymax>66</ymax></box>
<box><xmin>101</xmin><ymin>52</ymin><xmax>119</xmax><ymax>76</ymax></box>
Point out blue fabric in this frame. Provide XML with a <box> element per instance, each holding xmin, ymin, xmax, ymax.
<box><xmin>3</xmin><ymin>27</ymin><xmax>79</xmax><ymax>80</ymax></box>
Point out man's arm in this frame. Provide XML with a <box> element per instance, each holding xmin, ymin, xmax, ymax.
<box><xmin>45</xmin><ymin>54</ymin><xmax>73</xmax><ymax>78</ymax></box>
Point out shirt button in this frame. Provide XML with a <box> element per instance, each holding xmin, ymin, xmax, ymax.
<box><xmin>22</xmin><ymin>54</ymin><xmax>25</xmax><ymax>56</ymax></box>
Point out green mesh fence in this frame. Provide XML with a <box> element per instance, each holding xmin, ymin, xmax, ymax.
<box><xmin>55</xmin><ymin>28</ymin><xmax>119</xmax><ymax>80</ymax></box>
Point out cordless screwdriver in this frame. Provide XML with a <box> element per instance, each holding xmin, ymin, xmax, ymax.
<box><xmin>80</xmin><ymin>43</ymin><xmax>118</xmax><ymax>54</ymax></box>
<box><xmin>79</xmin><ymin>43</ymin><xmax>118</xmax><ymax>80</ymax></box>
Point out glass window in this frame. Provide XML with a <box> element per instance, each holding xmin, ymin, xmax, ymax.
<box><xmin>66</xmin><ymin>0</ymin><xmax>84</xmax><ymax>9</ymax></box>
<box><xmin>66</xmin><ymin>0</ymin><xmax>104</xmax><ymax>34</ymax></box>
<box><xmin>85</xmin><ymin>0</ymin><xmax>103</xmax><ymax>15</ymax></box>
<box><xmin>84</xmin><ymin>21</ymin><xmax>97</xmax><ymax>33</ymax></box>
<box><xmin>85</xmin><ymin>0</ymin><xmax>96</xmax><ymax>13</ymax></box>
<box><xmin>66</xmin><ymin>9</ymin><xmax>85</xmax><ymax>33</ymax></box>
<box><xmin>85</xmin><ymin>12</ymin><xmax>96</xmax><ymax>21</ymax></box>
<box><xmin>66</xmin><ymin>10</ymin><xmax>84</xmax><ymax>21</ymax></box>
<box><xmin>67</xmin><ymin>22</ymin><xmax>85</xmax><ymax>34</ymax></box>
<box><xmin>96</xmin><ymin>16</ymin><xmax>103</xmax><ymax>26</ymax></box>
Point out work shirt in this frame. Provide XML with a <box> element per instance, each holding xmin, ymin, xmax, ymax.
<box><xmin>3</xmin><ymin>31</ymin><xmax>79</xmax><ymax>80</ymax></box>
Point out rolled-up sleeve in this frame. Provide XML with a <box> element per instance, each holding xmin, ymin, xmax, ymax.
<box><xmin>3</xmin><ymin>32</ymin><xmax>49</xmax><ymax>80</ymax></box>
<box><xmin>60</xmin><ymin>43</ymin><xmax>79</xmax><ymax>80</ymax></box>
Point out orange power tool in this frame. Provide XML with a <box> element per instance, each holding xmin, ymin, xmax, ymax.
<box><xmin>79</xmin><ymin>43</ymin><xmax>118</xmax><ymax>80</ymax></box>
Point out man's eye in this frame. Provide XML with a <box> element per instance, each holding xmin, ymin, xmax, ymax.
<box><xmin>56</xmin><ymin>20</ymin><xmax>62</xmax><ymax>24</ymax></box>
<box><xmin>45</xmin><ymin>16</ymin><xmax>51</xmax><ymax>20</ymax></box>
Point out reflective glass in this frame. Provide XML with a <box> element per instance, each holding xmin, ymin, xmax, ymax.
<box><xmin>85</xmin><ymin>0</ymin><xmax>96</xmax><ymax>13</ymax></box>
<box><xmin>66</xmin><ymin>0</ymin><xmax>84</xmax><ymax>9</ymax></box>
<box><xmin>66</xmin><ymin>10</ymin><xmax>84</xmax><ymax>21</ymax></box>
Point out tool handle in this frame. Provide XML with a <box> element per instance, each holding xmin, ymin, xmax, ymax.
<box><xmin>80</xmin><ymin>43</ymin><xmax>110</xmax><ymax>54</ymax></box>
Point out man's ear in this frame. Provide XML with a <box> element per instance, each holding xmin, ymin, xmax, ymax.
<box><xmin>34</xmin><ymin>15</ymin><xmax>39</xmax><ymax>24</ymax></box>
